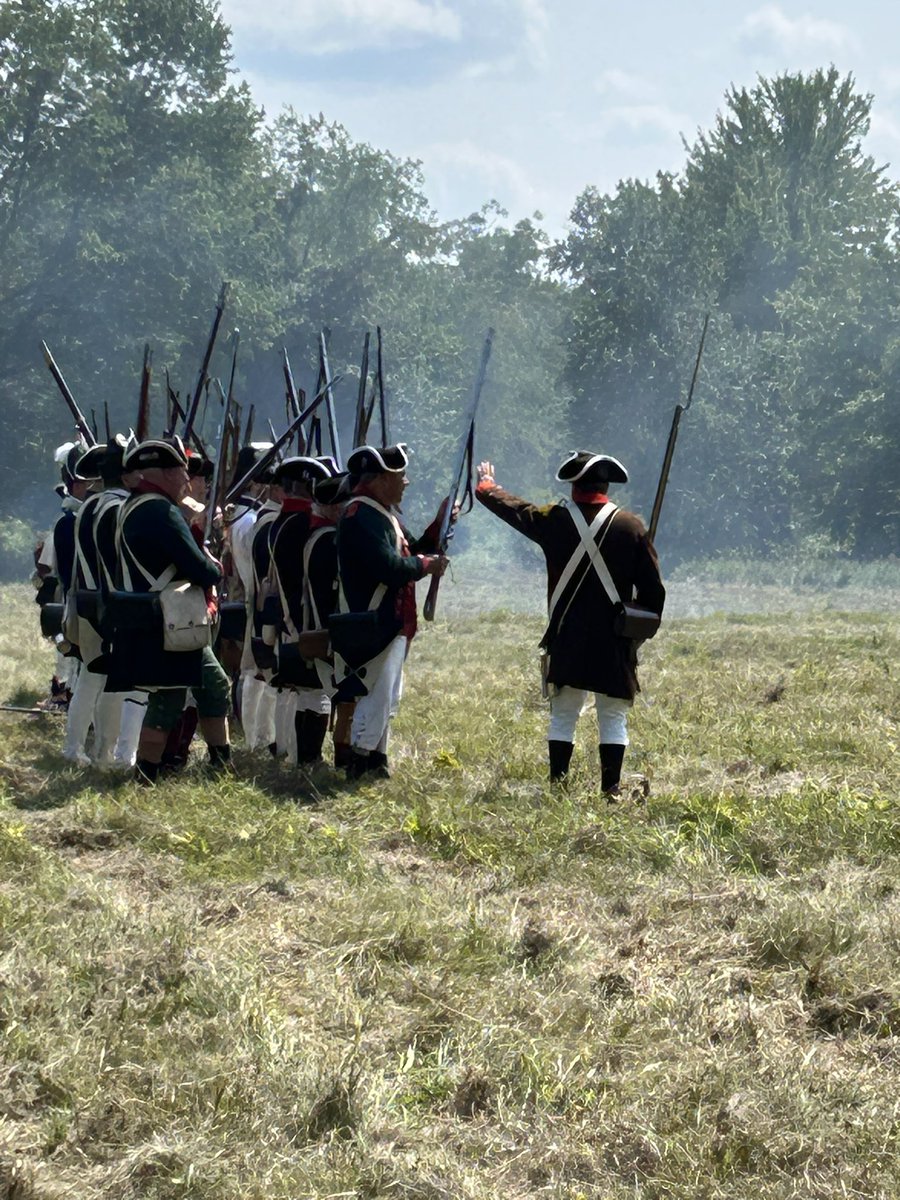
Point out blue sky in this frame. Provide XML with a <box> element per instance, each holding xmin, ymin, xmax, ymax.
<box><xmin>218</xmin><ymin>0</ymin><xmax>900</xmax><ymax>236</ymax></box>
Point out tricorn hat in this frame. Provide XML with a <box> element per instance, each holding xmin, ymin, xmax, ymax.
<box><xmin>273</xmin><ymin>455</ymin><xmax>332</xmax><ymax>487</ymax></box>
<box><xmin>347</xmin><ymin>443</ymin><xmax>409</xmax><ymax>476</ymax></box>
<box><xmin>313</xmin><ymin>471</ymin><xmax>351</xmax><ymax>506</ymax></box>
<box><xmin>73</xmin><ymin>444</ymin><xmax>106</xmax><ymax>481</ymax></box>
<box><xmin>556</xmin><ymin>450</ymin><xmax>628</xmax><ymax>486</ymax></box>
<box><xmin>186</xmin><ymin>451</ymin><xmax>214</xmax><ymax>480</ymax></box>
<box><xmin>229</xmin><ymin>443</ymin><xmax>274</xmax><ymax>493</ymax></box>
<box><xmin>123</xmin><ymin>435</ymin><xmax>188</xmax><ymax>473</ymax></box>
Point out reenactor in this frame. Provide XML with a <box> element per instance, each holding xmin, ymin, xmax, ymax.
<box><xmin>106</xmin><ymin>436</ymin><xmax>231</xmax><ymax>784</ymax></box>
<box><xmin>267</xmin><ymin>456</ymin><xmax>334</xmax><ymax>765</ymax></box>
<box><xmin>475</xmin><ymin>452</ymin><xmax>665</xmax><ymax>798</ymax></box>
<box><xmin>63</xmin><ymin>436</ymin><xmax>146</xmax><ymax>767</ymax></box>
<box><xmin>40</xmin><ymin>443</ymin><xmax>100</xmax><ymax>720</ymax></box>
<box><xmin>334</xmin><ymin>444</ymin><xmax>448</xmax><ymax>779</ymax></box>
<box><xmin>227</xmin><ymin>444</ymin><xmax>276</xmax><ymax>751</ymax></box>
<box><xmin>302</xmin><ymin>469</ymin><xmax>354</xmax><ymax>768</ymax></box>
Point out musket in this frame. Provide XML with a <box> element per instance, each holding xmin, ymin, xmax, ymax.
<box><xmin>318</xmin><ymin>330</ymin><xmax>343</xmax><ymax>466</ymax></box>
<box><xmin>136</xmin><ymin>343</ymin><xmax>152</xmax><ymax>441</ymax></box>
<box><xmin>205</xmin><ymin>379</ymin><xmax>232</xmax><ymax>546</ymax></box>
<box><xmin>226</xmin><ymin>328</ymin><xmax>240</xmax><ymax>405</ymax></box>
<box><xmin>282</xmin><ymin>347</ymin><xmax>300</xmax><ymax>420</ymax></box>
<box><xmin>165</xmin><ymin>368</ymin><xmax>209</xmax><ymax>458</ymax></box>
<box><xmin>423</xmin><ymin>328</ymin><xmax>494</xmax><ymax>622</ymax></box>
<box><xmin>103</xmin><ymin>401</ymin><xmax>111</xmax><ymax>442</ymax></box>
<box><xmin>0</xmin><ymin>705</ymin><xmax>65</xmax><ymax>717</ymax></box>
<box><xmin>182</xmin><ymin>281</ymin><xmax>229</xmax><ymax>445</ymax></box>
<box><xmin>648</xmin><ymin>313</ymin><xmax>709</xmax><ymax>542</ymax></box>
<box><xmin>353</xmin><ymin>331</ymin><xmax>371</xmax><ymax>447</ymax></box>
<box><xmin>243</xmin><ymin>404</ymin><xmax>256</xmax><ymax>444</ymax></box>
<box><xmin>41</xmin><ymin>341</ymin><xmax>97</xmax><ymax>446</ymax></box>
<box><xmin>376</xmin><ymin>325</ymin><xmax>389</xmax><ymax>444</ymax></box>
<box><xmin>225</xmin><ymin>374</ymin><xmax>342</xmax><ymax>504</ymax></box>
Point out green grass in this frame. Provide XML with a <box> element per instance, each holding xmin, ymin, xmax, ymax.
<box><xmin>2</xmin><ymin>583</ymin><xmax>900</xmax><ymax>1199</ymax></box>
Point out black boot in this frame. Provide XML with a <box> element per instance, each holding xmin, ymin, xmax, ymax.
<box><xmin>207</xmin><ymin>743</ymin><xmax>233</xmax><ymax>775</ymax></box>
<box><xmin>600</xmin><ymin>743</ymin><xmax>625</xmax><ymax>800</ymax></box>
<box><xmin>368</xmin><ymin>750</ymin><xmax>390</xmax><ymax>779</ymax></box>
<box><xmin>298</xmin><ymin>712</ymin><xmax>329</xmax><ymax>766</ymax></box>
<box><xmin>548</xmin><ymin>740</ymin><xmax>573</xmax><ymax>783</ymax></box>
<box><xmin>346</xmin><ymin>749</ymin><xmax>371</xmax><ymax>780</ymax></box>
<box><xmin>134</xmin><ymin>759</ymin><xmax>161</xmax><ymax>786</ymax></box>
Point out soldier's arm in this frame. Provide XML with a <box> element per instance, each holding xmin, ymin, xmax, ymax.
<box><xmin>342</xmin><ymin>504</ymin><xmax>426</xmax><ymax>587</ymax></box>
<box><xmin>475</xmin><ymin>461</ymin><xmax>553</xmax><ymax>548</ymax></box>
<box><xmin>632</xmin><ymin>525</ymin><xmax>666</xmax><ymax>617</ymax></box>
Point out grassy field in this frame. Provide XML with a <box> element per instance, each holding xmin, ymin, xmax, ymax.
<box><xmin>2</xmin><ymin>580</ymin><xmax>900</xmax><ymax>1200</ymax></box>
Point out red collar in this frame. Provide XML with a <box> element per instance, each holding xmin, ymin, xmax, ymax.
<box><xmin>282</xmin><ymin>498</ymin><xmax>311</xmax><ymax>514</ymax></box>
<box><xmin>135</xmin><ymin>481</ymin><xmax>174</xmax><ymax>500</ymax></box>
<box><xmin>572</xmin><ymin>489</ymin><xmax>609</xmax><ymax>505</ymax></box>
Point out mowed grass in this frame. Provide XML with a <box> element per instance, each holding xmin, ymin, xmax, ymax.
<box><xmin>1</xmin><ymin>583</ymin><xmax>900</xmax><ymax>1199</ymax></box>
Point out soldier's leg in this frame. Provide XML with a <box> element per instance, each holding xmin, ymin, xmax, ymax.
<box><xmin>593</xmin><ymin>693</ymin><xmax>630</xmax><ymax>798</ymax></box>
<box><xmin>62</xmin><ymin>667</ymin><xmax>105</xmax><ymax>765</ymax></box>
<box><xmin>349</xmin><ymin>636</ymin><xmax>407</xmax><ymax>777</ymax></box>
<box><xmin>333</xmin><ymin>701</ymin><xmax>356</xmax><ymax>769</ymax></box>
<box><xmin>194</xmin><ymin>645</ymin><xmax>232</xmax><ymax>771</ymax></box>
<box><xmin>275</xmin><ymin>689</ymin><xmax>298</xmax><ymax>760</ymax></box>
<box><xmin>137</xmin><ymin>688</ymin><xmax>188</xmax><ymax>783</ymax></box>
<box><xmin>547</xmin><ymin>687</ymin><xmax>587</xmax><ymax>781</ymax></box>
<box><xmin>114</xmin><ymin>692</ymin><xmax>148</xmax><ymax>769</ymax></box>
<box><xmin>92</xmin><ymin>684</ymin><xmax>123</xmax><ymax>767</ymax></box>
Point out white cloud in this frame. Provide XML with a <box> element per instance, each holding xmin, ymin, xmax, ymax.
<box><xmin>595</xmin><ymin>68</ymin><xmax>657</xmax><ymax>102</ymax></box>
<box><xmin>737</xmin><ymin>6</ymin><xmax>859</xmax><ymax>56</ymax></box>
<box><xmin>423</xmin><ymin>140</ymin><xmax>541</xmax><ymax>213</ymax></box>
<box><xmin>585</xmin><ymin>104</ymin><xmax>691</xmax><ymax>143</ymax></box>
<box><xmin>518</xmin><ymin>0</ymin><xmax>550</xmax><ymax>69</ymax></box>
<box><xmin>220</xmin><ymin>0</ymin><xmax>461</xmax><ymax>52</ymax></box>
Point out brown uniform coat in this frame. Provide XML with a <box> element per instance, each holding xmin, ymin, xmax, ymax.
<box><xmin>477</xmin><ymin>484</ymin><xmax>665</xmax><ymax>700</ymax></box>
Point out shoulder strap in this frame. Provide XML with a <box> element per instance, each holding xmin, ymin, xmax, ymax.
<box><xmin>546</xmin><ymin>502</ymin><xmax>618</xmax><ymax>621</ymax></box>
<box><xmin>115</xmin><ymin>493</ymin><xmax>178</xmax><ymax>592</ymax></box>
<box><xmin>567</xmin><ymin>502</ymin><xmax>621</xmax><ymax>607</ymax></box>
<box><xmin>352</xmin><ymin>494</ymin><xmax>404</xmax><ymax>553</ymax></box>
<box><xmin>73</xmin><ymin>499</ymin><xmax>98</xmax><ymax>591</ymax></box>
<box><xmin>302</xmin><ymin>525</ymin><xmax>334</xmax><ymax>631</ymax></box>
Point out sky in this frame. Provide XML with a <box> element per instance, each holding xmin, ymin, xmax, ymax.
<box><xmin>217</xmin><ymin>0</ymin><xmax>900</xmax><ymax>237</ymax></box>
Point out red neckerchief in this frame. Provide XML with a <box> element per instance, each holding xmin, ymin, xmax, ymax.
<box><xmin>572</xmin><ymin>489</ymin><xmax>609</xmax><ymax>505</ymax></box>
<box><xmin>282</xmin><ymin>497</ymin><xmax>311</xmax><ymax>514</ymax></box>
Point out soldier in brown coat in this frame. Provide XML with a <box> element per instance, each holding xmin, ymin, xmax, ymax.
<box><xmin>476</xmin><ymin>451</ymin><xmax>665</xmax><ymax>797</ymax></box>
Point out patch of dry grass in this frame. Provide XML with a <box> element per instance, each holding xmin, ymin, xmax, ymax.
<box><xmin>1</xmin><ymin>584</ymin><xmax>900</xmax><ymax>1198</ymax></box>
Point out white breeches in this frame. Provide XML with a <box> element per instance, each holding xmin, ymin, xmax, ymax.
<box><xmin>274</xmin><ymin>688</ymin><xmax>297</xmax><ymax>759</ymax></box>
<box><xmin>239</xmin><ymin>671</ymin><xmax>277</xmax><ymax>749</ymax></box>
<box><xmin>350</xmin><ymin>635</ymin><xmax>407</xmax><ymax>753</ymax></box>
<box><xmin>548</xmin><ymin>687</ymin><xmax>630</xmax><ymax>746</ymax></box>
<box><xmin>295</xmin><ymin>686</ymin><xmax>331</xmax><ymax>715</ymax></box>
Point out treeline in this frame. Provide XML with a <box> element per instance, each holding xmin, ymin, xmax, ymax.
<box><xmin>2</xmin><ymin>0</ymin><xmax>898</xmax><ymax>571</ymax></box>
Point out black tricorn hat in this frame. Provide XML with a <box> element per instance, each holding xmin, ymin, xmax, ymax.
<box><xmin>229</xmin><ymin>442</ymin><xmax>274</xmax><ymax>492</ymax></box>
<box><xmin>123</xmin><ymin>435</ymin><xmax>188</xmax><ymax>472</ymax></box>
<box><xmin>273</xmin><ymin>455</ymin><xmax>332</xmax><ymax>486</ymax></box>
<box><xmin>76</xmin><ymin>434</ymin><xmax>129</xmax><ymax>482</ymax></box>
<box><xmin>347</xmin><ymin>443</ymin><xmax>409</xmax><ymax>476</ymax></box>
<box><xmin>73</xmin><ymin>444</ymin><xmax>106</xmax><ymax>481</ymax></box>
<box><xmin>313</xmin><ymin>471</ymin><xmax>351</xmax><ymax>505</ymax></box>
<box><xmin>187</xmin><ymin>451</ymin><xmax>214</xmax><ymax>480</ymax></box>
<box><xmin>556</xmin><ymin>450</ymin><xmax>628</xmax><ymax>486</ymax></box>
